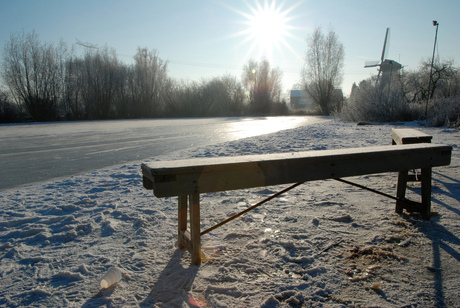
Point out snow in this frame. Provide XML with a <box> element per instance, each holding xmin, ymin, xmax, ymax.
<box><xmin>0</xmin><ymin>119</ymin><xmax>459</xmax><ymax>307</ymax></box>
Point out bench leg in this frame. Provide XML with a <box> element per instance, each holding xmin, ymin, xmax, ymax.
<box><xmin>395</xmin><ymin>170</ymin><xmax>409</xmax><ymax>214</ymax></box>
<box><xmin>189</xmin><ymin>193</ymin><xmax>201</xmax><ymax>265</ymax></box>
<box><xmin>420</xmin><ymin>167</ymin><xmax>432</xmax><ymax>220</ymax></box>
<box><xmin>178</xmin><ymin>195</ymin><xmax>188</xmax><ymax>249</ymax></box>
<box><xmin>177</xmin><ymin>194</ymin><xmax>202</xmax><ymax>265</ymax></box>
<box><xmin>395</xmin><ymin>168</ymin><xmax>432</xmax><ymax>220</ymax></box>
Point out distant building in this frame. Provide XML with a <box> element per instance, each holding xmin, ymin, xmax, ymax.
<box><xmin>290</xmin><ymin>89</ymin><xmax>343</xmax><ymax>111</ymax></box>
<box><xmin>290</xmin><ymin>90</ymin><xmax>310</xmax><ymax>109</ymax></box>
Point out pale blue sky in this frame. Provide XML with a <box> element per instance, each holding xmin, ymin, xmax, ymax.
<box><xmin>1</xmin><ymin>0</ymin><xmax>458</xmax><ymax>96</ymax></box>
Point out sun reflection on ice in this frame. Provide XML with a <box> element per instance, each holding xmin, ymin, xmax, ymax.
<box><xmin>226</xmin><ymin>116</ymin><xmax>307</xmax><ymax>139</ymax></box>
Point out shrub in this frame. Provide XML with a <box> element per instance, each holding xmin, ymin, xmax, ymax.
<box><xmin>0</xmin><ymin>92</ymin><xmax>21</xmax><ymax>123</ymax></box>
<box><xmin>339</xmin><ymin>79</ymin><xmax>423</xmax><ymax>123</ymax></box>
<box><xmin>428</xmin><ymin>95</ymin><xmax>460</xmax><ymax>128</ymax></box>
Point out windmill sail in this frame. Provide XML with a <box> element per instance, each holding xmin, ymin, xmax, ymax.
<box><xmin>364</xmin><ymin>27</ymin><xmax>402</xmax><ymax>85</ymax></box>
<box><xmin>381</xmin><ymin>28</ymin><xmax>390</xmax><ymax>63</ymax></box>
<box><xmin>377</xmin><ymin>28</ymin><xmax>391</xmax><ymax>78</ymax></box>
<box><xmin>364</xmin><ymin>60</ymin><xmax>380</xmax><ymax>68</ymax></box>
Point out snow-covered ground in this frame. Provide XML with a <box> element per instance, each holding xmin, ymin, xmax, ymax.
<box><xmin>0</xmin><ymin>119</ymin><xmax>459</xmax><ymax>307</ymax></box>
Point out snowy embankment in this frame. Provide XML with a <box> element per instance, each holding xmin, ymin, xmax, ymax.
<box><xmin>0</xmin><ymin>119</ymin><xmax>459</xmax><ymax>307</ymax></box>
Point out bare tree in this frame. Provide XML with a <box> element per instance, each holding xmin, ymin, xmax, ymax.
<box><xmin>220</xmin><ymin>74</ymin><xmax>245</xmax><ymax>115</ymax></box>
<box><xmin>196</xmin><ymin>75</ymin><xmax>245</xmax><ymax>116</ymax></box>
<box><xmin>302</xmin><ymin>27</ymin><xmax>344</xmax><ymax>115</ymax></box>
<box><xmin>242</xmin><ymin>58</ymin><xmax>282</xmax><ymax>114</ymax></box>
<box><xmin>161</xmin><ymin>75</ymin><xmax>245</xmax><ymax>117</ymax></box>
<box><xmin>404</xmin><ymin>58</ymin><xmax>458</xmax><ymax>102</ymax></box>
<box><xmin>126</xmin><ymin>47</ymin><xmax>168</xmax><ymax>117</ymax></box>
<box><xmin>1</xmin><ymin>31</ymin><xmax>67</xmax><ymax>121</ymax></box>
<box><xmin>63</xmin><ymin>52</ymin><xmax>86</xmax><ymax>119</ymax></box>
<box><xmin>79</xmin><ymin>46</ymin><xmax>125</xmax><ymax>119</ymax></box>
<box><xmin>0</xmin><ymin>88</ymin><xmax>21</xmax><ymax>122</ymax></box>
<box><xmin>162</xmin><ymin>79</ymin><xmax>188</xmax><ymax>116</ymax></box>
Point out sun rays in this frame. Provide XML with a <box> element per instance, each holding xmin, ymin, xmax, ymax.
<box><xmin>227</xmin><ymin>0</ymin><xmax>303</xmax><ymax>62</ymax></box>
<box><xmin>246</xmin><ymin>1</ymin><xmax>290</xmax><ymax>51</ymax></box>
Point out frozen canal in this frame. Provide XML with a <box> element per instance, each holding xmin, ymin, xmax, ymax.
<box><xmin>0</xmin><ymin>116</ymin><xmax>326</xmax><ymax>190</ymax></box>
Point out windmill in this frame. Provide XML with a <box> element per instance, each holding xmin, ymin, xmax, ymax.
<box><xmin>364</xmin><ymin>28</ymin><xmax>402</xmax><ymax>86</ymax></box>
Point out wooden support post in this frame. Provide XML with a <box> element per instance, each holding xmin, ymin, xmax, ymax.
<box><xmin>395</xmin><ymin>170</ymin><xmax>409</xmax><ymax>214</ymax></box>
<box><xmin>420</xmin><ymin>167</ymin><xmax>432</xmax><ymax>220</ymax></box>
<box><xmin>189</xmin><ymin>193</ymin><xmax>201</xmax><ymax>265</ymax></box>
<box><xmin>178</xmin><ymin>195</ymin><xmax>187</xmax><ymax>249</ymax></box>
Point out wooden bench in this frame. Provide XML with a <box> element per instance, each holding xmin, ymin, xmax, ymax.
<box><xmin>391</xmin><ymin>128</ymin><xmax>434</xmax><ymax>217</ymax></box>
<box><xmin>391</xmin><ymin>128</ymin><xmax>433</xmax><ymax>145</ymax></box>
<box><xmin>142</xmin><ymin>141</ymin><xmax>452</xmax><ymax>265</ymax></box>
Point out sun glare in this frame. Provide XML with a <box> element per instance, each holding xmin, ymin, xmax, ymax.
<box><xmin>230</xmin><ymin>0</ymin><xmax>300</xmax><ymax>61</ymax></box>
<box><xmin>248</xmin><ymin>3</ymin><xmax>288</xmax><ymax>50</ymax></box>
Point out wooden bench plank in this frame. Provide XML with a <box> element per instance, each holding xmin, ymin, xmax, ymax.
<box><xmin>142</xmin><ymin>143</ymin><xmax>451</xmax><ymax>198</ymax></box>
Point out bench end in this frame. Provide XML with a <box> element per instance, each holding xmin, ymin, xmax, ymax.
<box><xmin>141</xmin><ymin>163</ymin><xmax>154</xmax><ymax>189</ymax></box>
<box><xmin>143</xmin><ymin>176</ymin><xmax>154</xmax><ymax>190</ymax></box>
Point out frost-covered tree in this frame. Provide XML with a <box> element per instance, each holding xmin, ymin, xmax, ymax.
<box><xmin>1</xmin><ymin>31</ymin><xmax>67</xmax><ymax>121</ymax></box>
<box><xmin>242</xmin><ymin>58</ymin><xmax>282</xmax><ymax>115</ymax></box>
<box><xmin>79</xmin><ymin>46</ymin><xmax>126</xmax><ymax>119</ymax></box>
<box><xmin>404</xmin><ymin>58</ymin><xmax>459</xmax><ymax>102</ymax></box>
<box><xmin>302</xmin><ymin>27</ymin><xmax>344</xmax><ymax>115</ymax></box>
<box><xmin>126</xmin><ymin>47</ymin><xmax>168</xmax><ymax>117</ymax></box>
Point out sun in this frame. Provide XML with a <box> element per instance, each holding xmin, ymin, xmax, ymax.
<box><xmin>248</xmin><ymin>2</ymin><xmax>289</xmax><ymax>50</ymax></box>
<box><xmin>230</xmin><ymin>0</ymin><xmax>299</xmax><ymax>60</ymax></box>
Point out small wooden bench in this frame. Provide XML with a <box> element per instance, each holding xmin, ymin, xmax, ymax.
<box><xmin>391</xmin><ymin>128</ymin><xmax>433</xmax><ymax>145</ymax></box>
<box><xmin>391</xmin><ymin>128</ymin><xmax>434</xmax><ymax>216</ymax></box>
<box><xmin>142</xmin><ymin>140</ymin><xmax>451</xmax><ymax>265</ymax></box>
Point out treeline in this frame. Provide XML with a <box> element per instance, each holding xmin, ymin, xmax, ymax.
<box><xmin>0</xmin><ymin>31</ymin><xmax>288</xmax><ymax>123</ymax></box>
<box><xmin>340</xmin><ymin>58</ymin><xmax>460</xmax><ymax>128</ymax></box>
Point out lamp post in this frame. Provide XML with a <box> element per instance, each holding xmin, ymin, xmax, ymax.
<box><xmin>426</xmin><ymin>20</ymin><xmax>439</xmax><ymax>116</ymax></box>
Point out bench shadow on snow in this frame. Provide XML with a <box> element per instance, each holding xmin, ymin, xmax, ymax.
<box><xmin>432</xmin><ymin>170</ymin><xmax>460</xmax><ymax>215</ymax></box>
<box><xmin>404</xmin><ymin>171</ymin><xmax>460</xmax><ymax>307</ymax></box>
<box><xmin>414</xmin><ymin>216</ymin><xmax>460</xmax><ymax>307</ymax></box>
